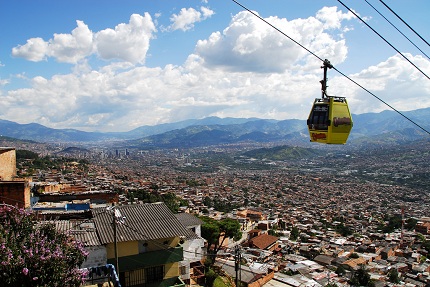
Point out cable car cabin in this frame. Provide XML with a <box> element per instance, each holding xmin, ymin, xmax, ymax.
<box><xmin>307</xmin><ymin>96</ymin><xmax>353</xmax><ymax>144</ymax></box>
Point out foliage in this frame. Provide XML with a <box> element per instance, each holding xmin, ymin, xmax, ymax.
<box><xmin>387</xmin><ymin>268</ymin><xmax>400</xmax><ymax>283</ymax></box>
<box><xmin>213</xmin><ymin>276</ymin><xmax>231</xmax><ymax>287</ymax></box>
<box><xmin>325</xmin><ymin>283</ymin><xmax>338</xmax><ymax>287</ymax></box>
<box><xmin>335</xmin><ymin>265</ymin><xmax>346</xmax><ymax>276</ymax></box>
<box><xmin>422</xmin><ymin>240</ymin><xmax>430</xmax><ymax>253</ymax></box>
<box><xmin>378</xmin><ymin>214</ymin><xmax>402</xmax><ymax>233</ymax></box>
<box><xmin>350</xmin><ymin>252</ymin><xmax>359</xmax><ymax>259</ymax></box>
<box><xmin>335</xmin><ymin>223</ymin><xmax>352</xmax><ymax>237</ymax></box>
<box><xmin>405</xmin><ymin>217</ymin><xmax>417</xmax><ymax>230</ymax></box>
<box><xmin>203</xmin><ymin>196</ymin><xmax>240</xmax><ymax>213</ymax></box>
<box><xmin>290</xmin><ymin>226</ymin><xmax>299</xmax><ymax>241</ymax></box>
<box><xmin>205</xmin><ymin>268</ymin><xmax>218</xmax><ymax>287</ymax></box>
<box><xmin>200</xmin><ymin>216</ymin><xmax>242</xmax><ymax>255</ymax></box>
<box><xmin>350</xmin><ymin>265</ymin><xmax>375</xmax><ymax>287</ymax></box>
<box><xmin>127</xmin><ymin>190</ymin><xmax>187</xmax><ymax>213</ymax></box>
<box><xmin>16</xmin><ymin>150</ymin><xmax>39</xmax><ymax>160</ymax></box>
<box><xmin>0</xmin><ymin>205</ymin><xmax>88</xmax><ymax>286</ymax></box>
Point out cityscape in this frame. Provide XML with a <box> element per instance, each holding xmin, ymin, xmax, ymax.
<box><xmin>0</xmin><ymin>131</ymin><xmax>429</xmax><ymax>287</ymax></box>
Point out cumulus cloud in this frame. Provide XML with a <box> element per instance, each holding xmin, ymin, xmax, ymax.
<box><xmin>12</xmin><ymin>37</ymin><xmax>49</xmax><ymax>62</ymax></box>
<box><xmin>168</xmin><ymin>6</ymin><xmax>214</xmax><ymax>31</ymax></box>
<box><xmin>194</xmin><ymin>6</ymin><xmax>352</xmax><ymax>73</ymax></box>
<box><xmin>11</xmin><ymin>13</ymin><xmax>156</xmax><ymax>65</ymax></box>
<box><xmin>331</xmin><ymin>53</ymin><xmax>430</xmax><ymax>114</ymax></box>
<box><xmin>3</xmin><ymin>7</ymin><xmax>429</xmax><ymax>132</ymax></box>
<box><xmin>95</xmin><ymin>13</ymin><xmax>156</xmax><ymax>64</ymax></box>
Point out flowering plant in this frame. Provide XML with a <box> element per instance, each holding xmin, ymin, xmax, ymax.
<box><xmin>0</xmin><ymin>205</ymin><xmax>88</xmax><ymax>286</ymax></box>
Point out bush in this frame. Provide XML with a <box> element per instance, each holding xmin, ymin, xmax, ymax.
<box><xmin>0</xmin><ymin>205</ymin><xmax>88</xmax><ymax>286</ymax></box>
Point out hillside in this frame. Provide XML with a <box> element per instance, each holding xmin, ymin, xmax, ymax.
<box><xmin>0</xmin><ymin>107</ymin><xmax>429</xmax><ymax>147</ymax></box>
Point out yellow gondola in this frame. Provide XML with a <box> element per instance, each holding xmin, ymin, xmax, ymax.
<box><xmin>307</xmin><ymin>60</ymin><xmax>353</xmax><ymax>144</ymax></box>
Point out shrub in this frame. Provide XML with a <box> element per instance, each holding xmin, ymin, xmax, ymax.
<box><xmin>0</xmin><ymin>205</ymin><xmax>88</xmax><ymax>286</ymax></box>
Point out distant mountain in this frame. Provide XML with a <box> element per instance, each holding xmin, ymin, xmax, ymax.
<box><xmin>0</xmin><ymin>108</ymin><xmax>429</xmax><ymax>147</ymax></box>
<box><xmin>0</xmin><ymin>119</ymin><xmax>111</xmax><ymax>142</ymax></box>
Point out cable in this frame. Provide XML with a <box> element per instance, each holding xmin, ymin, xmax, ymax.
<box><xmin>230</xmin><ymin>0</ymin><xmax>430</xmax><ymax>136</ymax></box>
<box><xmin>364</xmin><ymin>0</ymin><xmax>430</xmax><ymax>60</ymax></box>
<box><xmin>378</xmin><ymin>0</ymin><xmax>430</xmax><ymax>48</ymax></box>
<box><xmin>230</xmin><ymin>0</ymin><xmax>324</xmax><ymax>64</ymax></box>
<box><xmin>332</xmin><ymin>67</ymin><xmax>430</xmax><ymax>136</ymax></box>
<box><xmin>335</xmin><ymin>0</ymin><xmax>430</xmax><ymax>81</ymax></box>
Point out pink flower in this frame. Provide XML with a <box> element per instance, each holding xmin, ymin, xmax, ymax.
<box><xmin>22</xmin><ymin>268</ymin><xmax>29</xmax><ymax>275</ymax></box>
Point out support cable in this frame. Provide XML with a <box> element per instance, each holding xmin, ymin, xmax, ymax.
<box><xmin>231</xmin><ymin>0</ymin><xmax>430</xmax><ymax>136</ymax></box>
<box><xmin>378</xmin><ymin>0</ymin><xmax>430</xmax><ymax>48</ymax></box>
<box><xmin>336</xmin><ymin>0</ymin><xmax>430</xmax><ymax>81</ymax></box>
<box><xmin>364</xmin><ymin>0</ymin><xmax>430</xmax><ymax>60</ymax></box>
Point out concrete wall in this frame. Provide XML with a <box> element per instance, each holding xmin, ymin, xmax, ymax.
<box><xmin>0</xmin><ymin>148</ymin><xmax>16</xmax><ymax>181</ymax></box>
<box><xmin>81</xmin><ymin>246</ymin><xmax>107</xmax><ymax>269</ymax></box>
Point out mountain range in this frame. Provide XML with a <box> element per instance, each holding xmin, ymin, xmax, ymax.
<box><xmin>0</xmin><ymin>107</ymin><xmax>429</xmax><ymax>148</ymax></box>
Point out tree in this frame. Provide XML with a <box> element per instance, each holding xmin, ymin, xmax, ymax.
<box><xmin>200</xmin><ymin>216</ymin><xmax>242</xmax><ymax>256</ymax></box>
<box><xmin>0</xmin><ymin>205</ymin><xmax>88</xmax><ymax>286</ymax></box>
<box><xmin>350</xmin><ymin>265</ymin><xmax>374</xmax><ymax>287</ymax></box>
<box><xmin>387</xmin><ymin>268</ymin><xmax>400</xmax><ymax>284</ymax></box>
<box><xmin>290</xmin><ymin>226</ymin><xmax>299</xmax><ymax>241</ymax></box>
<box><xmin>335</xmin><ymin>265</ymin><xmax>346</xmax><ymax>276</ymax></box>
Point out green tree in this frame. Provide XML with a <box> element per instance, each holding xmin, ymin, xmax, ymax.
<box><xmin>350</xmin><ymin>252</ymin><xmax>359</xmax><ymax>259</ymax></box>
<box><xmin>335</xmin><ymin>265</ymin><xmax>346</xmax><ymax>276</ymax></box>
<box><xmin>290</xmin><ymin>226</ymin><xmax>299</xmax><ymax>241</ymax></box>
<box><xmin>200</xmin><ymin>217</ymin><xmax>242</xmax><ymax>256</ymax></box>
<box><xmin>350</xmin><ymin>265</ymin><xmax>374</xmax><ymax>287</ymax></box>
<box><xmin>0</xmin><ymin>205</ymin><xmax>88</xmax><ymax>286</ymax></box>
<box><xmin>387</xmin><ymin>268</ymin><xmax>400</xmax><ymax>284</ymax></box>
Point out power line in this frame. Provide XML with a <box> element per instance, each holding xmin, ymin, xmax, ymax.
<box><xmin>230</xmin><ymin>0</ymin><xmax>430</xmax><ymax>136</ymax></box>
<box><xmin>335</xmin><ymin>0</ymin><xmax>430</xmax><ymax>81</ymax></box>
<box><xmin>364</xmin><ymin>0</ymin><xmax>430</xmax><ymax>60</ymax></box>
<box><xmin>378</xmin><ymin>0</ymin><xmax>430</xmax><ymax>48</ymax></box>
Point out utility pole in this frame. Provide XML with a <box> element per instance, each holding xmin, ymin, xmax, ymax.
<box><xmin>234</xmin><ymin>246</ymin><xmax>241</xmax><ymax>287</ymax></box>
<box><xmin>110</xmin><ymin>206</ymin><xmax>124</xmax><ymax>276</ymax></box>
<box><xmin>112</xmin><ymin>207</ymin><xmax>119</xmax><ymax>275</ymax></box>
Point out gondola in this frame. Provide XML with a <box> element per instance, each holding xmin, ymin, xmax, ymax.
<box><xmin>307</xmin><ymin>60</ymin><xmax>353</xmax><ymax>144</ymax></box>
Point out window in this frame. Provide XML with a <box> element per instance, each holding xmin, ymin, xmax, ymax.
<box><xmin>146</xmin><ymin>266</ymin><xmax>164</xmax><ymax>283</ymax></box>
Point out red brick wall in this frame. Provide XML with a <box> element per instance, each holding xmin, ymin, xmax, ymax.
<box><xmin>0</xmin><ymin>181</ymin><xmax>30</xmax><ymax>208</ymax></box>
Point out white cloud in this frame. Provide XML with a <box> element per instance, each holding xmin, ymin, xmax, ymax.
<box><xmin>3</xmin><ymin>8</ymin><xmax>430</xmax><ymax>132</ymax></box>
<box><xmin>11</xmin><ymin>13</ymin><xmax>156</xmax><ymax>65</ymax></box>
<box><xmin>194</xmin><ymin>6</ymin><xmax>352</xmax><ymax>73</ymax></box>
<box><xmin>2</xmin><ymin>52</ymin><xmax>429</xmax><ymax>132</ymax></box>
<box><xmin>331</xmin><ymin>53</ymin><xmax>430</xmax><ymax>114</ymax></box>
<box><xmin>95</xmin><ymin>13</ymin><xmax>156</xmax><ymax>64</ymax></box>
<box><xmin>12</xmin><ymin>37</ymin><xmax>49</xmax><ymax>62</ymax></box>
<box><xmin>47</xmin><ymin>20</ymin><xmax>94</xmax><ymax>63</ymax></box>
<box><xmin>168</xmin><ymin>6</ymin><xmax>214</xmax><ymax>31</ymax></box>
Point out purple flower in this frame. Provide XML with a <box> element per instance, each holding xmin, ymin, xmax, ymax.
<box><xmin>22</xmin><ymin>267</ymin><xmax>29</xmax><ymax>275</ymax></box>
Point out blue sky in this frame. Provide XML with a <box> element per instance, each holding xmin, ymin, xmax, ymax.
<box><xmin>1</xmin><ymin>0</ymin><xmax>429</xmax><ymax>132</ymax></box>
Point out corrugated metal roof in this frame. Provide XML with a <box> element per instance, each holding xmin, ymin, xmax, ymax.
<box><xmin>92</xmin><ymin>202</ymin><xmax>190</xmax><ymax>244</ymax></box>
<box><xmin>175</xmin><ymin>213</ymin><xmax>203</xmax><ymax>228</ymax></box>
<box><xmin>40</xmin><ymin>219</ymin><xmax>101</xmax><ymax>247</ymax></box>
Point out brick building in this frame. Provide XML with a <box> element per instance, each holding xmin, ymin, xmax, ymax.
<box><xmin>0</xmin><ymin>147</ymin><xmax>16</xmax><ymax>181</ymax></box>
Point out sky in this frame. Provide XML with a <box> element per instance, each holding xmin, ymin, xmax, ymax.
<box><xmin>1</xmin><ymin>0</ymin><xmax>429</xmax><ymax>132</ymax></box>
